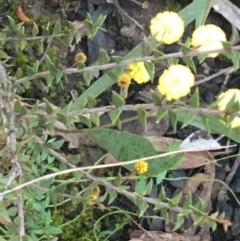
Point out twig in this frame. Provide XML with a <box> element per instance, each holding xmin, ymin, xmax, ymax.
<box><xmin>0</xmin><ymin>143</ymin><xmax>233</xmax><ymax>198</ymax></box>
<box><xmin>0</xmin><ymin>63</ymin><xmax>22</xmax><ymax>191</ymax></box>
<box><xmin>13</xmin><ymin>45</ymin><xmax>240</xmax><ymax>87</ymax></box>
<box><xmin>194</xmin><ymin>66</ymin><xmax>234</xmax><ymax>86</ymax></box>
<box><xmin>17</xmin><ymin>191</ymin><xmax>25</xmax><ymax>241</ymax></box>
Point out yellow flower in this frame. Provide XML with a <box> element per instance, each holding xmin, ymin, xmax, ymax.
<box><xmin>150</xmin><ymin>11</ymin><xmax>184</xmax><ymax>44</ymax></box>
<box><xmin>74</xmin><ymin>52</ymin><xmax>87</xmax><ymax>63</ymax></box>
<box><xmin>89</xmin><ymin>186</ymin><xmax>100</xmax><ymax>200</ymax></box>
<box><xmin>217</xmin><ymin>89</ymin><xmax>240</xmax><ymax>128</ymax></box>
<box><xmin>191</xmin><ymin>24</ymin><xmax>226</xmax><ymax>58</ymax></box>
<box><xmin>128</xmin><ymin>62</ymin><xmax>152</xmax><ymax>84</ymax></box>
<box><xmin>134</xmin><ymin>160</ymin><xmax>148</xmax><ymax>174</ymax></box>
<box><xmin>117</xmin><ymin>74</ymin><xmax>131</xmax><ymax>88</ymax></box>
<box><xmin>157</xmin><ymin>64</ymin><xmax>194</xmax><ymax>101</ymax></box>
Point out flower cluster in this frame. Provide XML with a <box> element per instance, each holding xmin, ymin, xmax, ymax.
<box><xmin>74</xmin><ymin>52</ymin><xmax>87</xmax><ymax>63</ymax></box>
<box><xmin>217</xmin><ymin>89</ymin><xmax>240</xmax><ymax>128</ymax></box>
<box><xmin>191</xmin><ymin>24</ymin><xmax>226</xmax><ymax>58</ymax></box>
<box><xmin>117</xmin><ymin>74</ymin><xmax>131</xmax><ymax>88</ymax></box>
<box><xmin>89</xmin><ymin>186</ymin><xmax>100</xmax><ymax>200</ymax></box>
<box><xmin>128</xmin><ymin>62</ymin><xmax>152</xmax><ymax>84</ymax></box>
<box><xmin>150</xmin><ymin>11</ymin><xmax>184</xmax><ymax>44</ymax></box>
<box><xmin>134</xmin><ymin>160</ymin><xmax>148</xmax><ymax>174</ymax></box>
<box><xmin>157</xmin><ymin>64</ymin><xmax>195</xmax><ymax>101</ymax></box>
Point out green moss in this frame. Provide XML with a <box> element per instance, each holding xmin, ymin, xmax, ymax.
<box><xmin>52</xmin><ymin>202</ymin><xmax>106</xmax><ymax>241</ymax></box>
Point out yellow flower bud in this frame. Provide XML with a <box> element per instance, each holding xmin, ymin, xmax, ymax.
<box><xmin>117</xmin><ymin>74</ymin><xmax>131</xmax><ymax>88</ymax></box>
<box><xmin>150</xmin><ymin>11</ymin><xmax>184</xmax><ymax>44</ymax></box>
<box><xmin>74</xmin><ymin>52</ymin><xmax>87</xmax><ymax>63</ymax></box>
<box><xmin>134</xmin><ymin>160</ymin><xmax>148</xmax><ymax>174</ymax></box>
<box><xmin>89</xmin><ymin>186</ymin><xmax>100</xmax><ymax>200</ymax></box>
<box><xmin>157</xmin><ymin>64</ymin><xmax>194</xmax><ymax>101</ymax></box>
<box><xmin>191</xmin><ymin>24</ymin><xmax>226</xmax><ymax>58</ymax></box>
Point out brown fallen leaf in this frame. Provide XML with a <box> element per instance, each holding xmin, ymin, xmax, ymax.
<box><xmin>146</xmin><ymin>136</ymin><xmax>215</xmax><ymax>169</ymax></box>
<box><xmin>16</xmin><ymin>6</ymin><xmax>30</xmax><ymax>23</ymax></box>
<box><xmin>181</xmin><ymin>173</ymin><xmax>210</xmax><ymax>195</ymax></box>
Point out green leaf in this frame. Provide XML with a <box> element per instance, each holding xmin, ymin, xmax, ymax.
<box><xmin>135</xmin><ymin>179</ymin><xmax>147</xmax><ymax>195</ymax></box>
<box><xmin>113</xmin><ymin>174</ymin><xmax>122</xmax><ymax>186</ymax></box>
<box><xmin>189</xmin><ymin>88</ymin><xmax>200</xmax><ymax>107</ymax></box>
<box><xmin>45</xmin><ymin>75</ymin><xmax>55</xmax><ymax>86</ymax></box>
<box><xmin>53</xmin><ymin>19</ymin><xmax>62</xmax><ymax>34</ymax></box>
<box><xmin>87</xmin><ymin>95</ymin><xmax>97</xmax><ymax>108</ymax></box>
<box><xmin>209</xmin><ymin>220</ymin><xmax>217</xmax><ymax>231</ymax></box>
<box><xmin>180</xmin><ymin>38</ymin><xmax>192</xmax><ymax>54</ymax></box>
<box><xmin>200</xmin><ymin>114</ymin><xmax>211</xmax><ymax>133</ymax></box>
<box><xmin>52</xmin><ymin>139</ymin><xmax>64</xmax><ymax>150</ymax></box>
<box><xmin>93</xmin><ymin>15</ymin><xmax>106</xmax><ymax>28</ymax></box>
<box><xmin>77</xmin><ymin>62</ymin><xmax>85</xmax><ymax>69</ymax></box>
<box><xmin>156</xmin><ymin>171</ymin><xmax>167</xmax><ymax>184</ymax></box>
<box><xmin>151</xmin><ymin>89</ymin><xmax>162</xmax><ymax>104</ymax></box>
<box><xmin>194</xmin><ymin>0</ymin><xmax>216</xmax><ymax>28</ymax></box>
<box><xmin>169</xmin><ymin>111</ymin><xmax>178</xmax><ymax>132</ymax></box>
<box><xmin>144</xmin><ymin>61</ymin><xmax>154</xmax><ymax>82</ymax></box>
<box><xmin>137</xmin><ymin>200</ymin><xmax>149</xmax><ymax>217</ymax></box>
<box><xmin>109</xmin><ymin>110</ymin><xmax>122</xmax><ymax>124</ymax></box>
<box><xmin>90</xmin><ymin>113</ymin><xmax>100</xmax><ymax>126</ymax></box>
<box><xmin>181</xmin><ymin>112</ymin><xmax>196</xmax><ymax>128</ymax></box>
<box><xmin>157</xmin><ymin>186</ymin><xmax>166</xmax><ymax>200</ymax></box>
<box><xmin>98</xmin><ymin>49</ymin><xmax>110</xmax><ymax>65</ymax></box>
<box><xmin>172</xmin><ymin>214</ymin><xmax>184</xmax><ymax>231</ymax></box>
<box><xmin>194</xmin><ymin>214</ymin><xmax>205</xmax><ymax>225</ymax></box>
<box><xmin>0</xmin><ymin>49</ymin><xmax>11</xmax><ymax>59</ymax></box>
<box><xmin>111</xmin><ymin>55</ymin><xmax>125</xmax><ymax>63</ymax></box>
<box><xmin>7</xmin><ymin>16</ymin><xmax>15</xmax><ymax>27</ymax></box>
<box><xmin>183</xmin><ymin>192</ymin><xmax>193</xmax><ymax>208</ymax></box>
<box><xmin>183</xmin><ymin>57</ymin><xmax>196</xmax><ymax>73</ymax></box>
<box><xmin>167</xmin><ymin>141</ymin><xmax>181</xmax><ymax>152</ymax></box>
<box><xmin>83</xmin><ymin>72</ymin><xmax>92</xmax><ymax>86</ymax></box>
<box><xmin>156</xmin><ymin>109</ymin><xmax>168</xmax><ymax>122</ymax></box>
<box><xmin>86</xmin><ymin>129</ymin><xmax>183</xmax><ymax>177</ymax></box>
<box><xmin>26</xmin><ymin>66</ymin><xmax>36</xmax><ymax>76</ymax></box>
<box><xmin>112</xmin><ymin>91</ymin><xmax>125</xmax><ymax>107</ymax></box>
<box><xmin>145</xmin><ymin>179</ymin><xmax>153</xmax><ymax>195</ymax></box>
<box><xmin>107</xmin><ymin>190</ymin><xmax>118</xmax><ymax>205</ymax></box>
<box><xmin>168</xmin><ymin>58</ymin><xmax>179</xmax><ymax>66</ymax></box>
<box><xmin>45</xmin><ymin>99</ymin><xmax>55</xmax><ymax>114</ymax></box>
<box><xmin>137</xmin><ymin>109</ymin><xmax>148</xmax><ymax>132</ymax></box>
<box><xmin>153</xmin><ymin>49</ymin><xmax>164</xmax><ymax>58</ymax></box>
<box><xmin>168</xmin><ymin>192</ymin><xmax>182</xmax><ymax>206</ymax></box>
<box><xmin>230</xmin><ymin>50</ymin><xmax>240</xmax><ymax>70</ymax></box>
<box><xmin>198</xmin><ymin>53</ymin><xmax>209</xmax><ymax>64</ymax></box>
<box><xmin>32</xmin><ymin>21</ymin><xmax>39</xmax><ymax>36</ymax></box>
<box><xmin>79</xmin><ymin>115</ymin><xmax>92</xmax><ymax>127</ymax></box>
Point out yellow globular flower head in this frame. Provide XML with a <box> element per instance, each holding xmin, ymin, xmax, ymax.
<box><xmin>217</xmin><ymin>89</ymin><xmax>240</xmax><ymax>128</ymax></box>
<box><xmin>158</xmin><ymin>64</ymin><xmax>194</xmax><ymax>101</ymax></box>
<box><xmin>134</xmin><ymin>160</ymin><xmax>148</xmax><ymax>175</ymax></box>
<box><xmin>191</xmin><ymin>24</ymin><xmax>226</xmax><ymax>58</ymax></box>
<box><xmin>150</xmin><ymin>11</ymin><xmax>184</xmax><ymax>44</ymax></box>
<box><xmin>74</xmin><ymin>52</ymin><xmax>87</xmax><ymax>63</ymax></box>
<box><xmin>117</xmin><ymin>74</ymin><xmax>131</xmax><ymax>88</ymax></box>
<box><xmin>128</xmin><ymin>62</ymin><xmax>152</xmax><ymax>84</ymax></box>
<box><xmin>89</xmin><ymin>186</ymin><xmax>100</xmax><ymax>200</ymax></box>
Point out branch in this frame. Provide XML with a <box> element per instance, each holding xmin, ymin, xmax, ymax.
<box><xmin>14</xmin><ymin>45</ymin><xmax>240</xmax><ymax>87</ymax></box>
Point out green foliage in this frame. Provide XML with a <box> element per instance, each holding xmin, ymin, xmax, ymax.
<box><xmin>0</xmin><ymin>0</ymin><xmax>237</xmax><ymax>240</ymax></box>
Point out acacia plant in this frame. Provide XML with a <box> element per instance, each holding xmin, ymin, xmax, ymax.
<box><xmin>0</xmin><ymin>1</ymin><xmax>239</xmax><ymax>240</ymax></box>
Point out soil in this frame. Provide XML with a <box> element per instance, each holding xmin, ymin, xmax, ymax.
<box><xmin>2</xmin><ymin>0</ymin><xmax>240</xmax><ymax>241</ymax></box>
